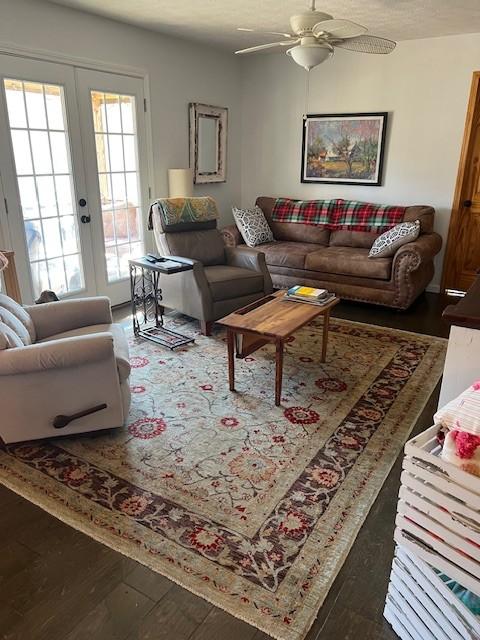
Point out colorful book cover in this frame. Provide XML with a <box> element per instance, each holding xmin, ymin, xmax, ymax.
<box><xmin>287</xmin><ymin>285</ymin><xmax>328</xmax><ymax>299</ymax></box>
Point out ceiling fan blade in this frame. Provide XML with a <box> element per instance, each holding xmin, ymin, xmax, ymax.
<box><xmin>334</xmin><ymin>34</ymin><xmax>396</xmax><ymax>54</ymax></box>
<box><xmin>312</xmin><ymin>19</ymin><xmax>367</xmax><ymax>39</ymax></box>
<box><xmin>235</xmin><ymin>40</ymin><xmax>298</xmax><ymax>55</ymax></box>
<box><xmin>237</xmin><ymin>28</ymin><xmax>294</xmax><ymax>39</ymax></box>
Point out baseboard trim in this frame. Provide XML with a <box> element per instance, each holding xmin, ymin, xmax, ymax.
<box><xmin>426</xmin><ymin>284</ymin><xmax>440</xmax><ymax>294</ymax></box>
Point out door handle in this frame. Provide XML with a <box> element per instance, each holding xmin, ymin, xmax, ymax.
<box><xmin>80</xmin><ymin>215</ymin><xmax>91</xmax><ymax>223</ymax></box>
<box><xmin>463</xmin><ymin>199</ymin><xmax>472</xmax><ymax>208</ymax></box>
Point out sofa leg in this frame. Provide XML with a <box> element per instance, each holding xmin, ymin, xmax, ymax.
<box><xmin>200</xmin><ymin>320</ymin><xmax>213</xmax><ymax>336</ymax></box>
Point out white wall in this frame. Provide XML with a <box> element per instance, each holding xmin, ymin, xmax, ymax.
<box><xmin>0</xmin><ymin>0</ymin><xmax>242</xmax><ymax>227</ymax></box>
<box><xmin>240</xmin><ymin>33</ymin><xmax>480</xmax><ymax>290</ymax></box>
<box><xmin>1</xmin><ymin>0</ymin><xmax>479</xmax><ymax>291</ymax></box>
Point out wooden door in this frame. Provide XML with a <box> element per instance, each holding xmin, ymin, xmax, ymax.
<box><xmin>442</xmin><ymin>71</ymin><xmax>480</xmax><ymax>293</ymax></box>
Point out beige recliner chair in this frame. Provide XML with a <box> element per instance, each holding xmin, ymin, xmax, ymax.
<box><xmin>0</xmin><ymin>294</ymin><xmax>131</xmax><ymax>444</ymax></box>
<box><xmin>150</xmin><ymin>201</ymin><xmax>273</xmax><ymax>335</ymax></box>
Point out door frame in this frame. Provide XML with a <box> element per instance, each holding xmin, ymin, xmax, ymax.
<box><xmin>0</xmin><ymin>42</ymin><xmax>156</xmax><ymax>300</ymax></box>
<box><xmin>441</xmin><ymin>70</ymin><xmax>480</xmax><ymax>293</ymax></box>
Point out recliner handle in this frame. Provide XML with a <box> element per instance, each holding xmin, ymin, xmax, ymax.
<box><xmin>53</xmin><ymin>403</ymin><xmax>107</xmax><ymax>429</ymax></box>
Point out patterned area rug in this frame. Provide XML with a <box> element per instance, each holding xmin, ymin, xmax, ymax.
<box><xmin>0</xmin><ymin>318</ymin><xmax>446</xmax><ymax>640</ymax></box>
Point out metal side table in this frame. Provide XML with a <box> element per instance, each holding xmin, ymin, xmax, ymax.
<box><xmin>129</xmin><ymin>256</ymin><xmax>195</xmax><ymax>349</ymax></box>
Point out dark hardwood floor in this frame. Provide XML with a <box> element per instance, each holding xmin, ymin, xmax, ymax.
<box><xmin>0</xmin><ymin>292</ymin><xmax>452</xmax><ymax>640</ymax></box>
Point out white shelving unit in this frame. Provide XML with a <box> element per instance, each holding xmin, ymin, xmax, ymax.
<box><xmin>384</xmin><ymin>425</ymin><xmax>480</xmax><ymax>640</ymax></box>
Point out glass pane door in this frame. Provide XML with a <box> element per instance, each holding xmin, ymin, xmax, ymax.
<box><xmin>76</xmin><ymin>68</ymin><xmax>149</xmax><ymax>305</ymax></box>
<box><xmin>91</xmin><ymin>91</ymin><xmax>143</xmax><ymax>282</ymax></box>
<box><xmin>0</xmin><ymin>57</ymin><xmax>148</xmax><ymax>305</ymax></box>
<box><xmin>3</xmin><ymin>79</ymin><xmax>85</xmax><ymax>298</ymax></box>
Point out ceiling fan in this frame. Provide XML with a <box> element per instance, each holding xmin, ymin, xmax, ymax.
<box><xmin>235</xmin><ymin>0</ymin><xmax>396</xmax><ymax>70</ymax></box>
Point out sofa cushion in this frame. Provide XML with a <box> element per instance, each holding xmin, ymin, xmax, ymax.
<box><xmin>329</xmin><ymin>230</ymin><xmax>379</xmax><ymax>249</ymax></box>
<box><xmin>40</xmin><ymin>323</ymin><xmax>131</xmax><ymax>382</ymax></box>
<box><xmin>259</xmin><ymin>241</ymin><xmax>323</xmax><ymax>270</ymax></box>
<box><xmin>204</xmin><ymin>265</ymin><xmax>264</xmax><ymax>301</ymax></box>
<box><xmin>329</xmin><ymin>206</ymin><xmax>435</xmax><ymax>248</ymax></box>
<box><xmin>0</xmin><ymin>293</ymin><xmax>35</xmax><ymax>344</ymax></box>
<box><xmin>403</xmin><ymin>206</ymin><xmax>435</xmax><ymax>233</ymax></box>
<box><xmin>305</xmin><ymin>247</ymin><xmax>392</xmax><ymax>280</ymax></box>
<box><xmin>256</xmin><ymin>197</ymin><xmax>330</xmax><ymax>245</ymax></box>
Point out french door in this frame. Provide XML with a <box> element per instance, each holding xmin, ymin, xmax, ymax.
<box><xmin>0</xmin><ymin>55</ymin><xmax>148</xmax><ymax>305</ymax></box>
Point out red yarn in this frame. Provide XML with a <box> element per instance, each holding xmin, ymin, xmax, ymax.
<box><xmin>451</xmin><ymin>430</ymin><xmax>480</xmax><ymax>459</ymax></box>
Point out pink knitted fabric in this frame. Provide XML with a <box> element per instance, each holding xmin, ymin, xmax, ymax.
<box><xmin>451</xmin><ymin>430</ymin><xmax>480</xmax><ymax>459</ymax></box>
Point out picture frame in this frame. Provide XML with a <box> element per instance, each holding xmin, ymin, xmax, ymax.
<box><xmin>301</xmin><ymin>112</ymin><xmax>388</xmax><ymax>186</ymax></box>
<box><xmin>189</xmin><ymin>103</ymin><xmax>228</xmax><ymax>184</ymax></box>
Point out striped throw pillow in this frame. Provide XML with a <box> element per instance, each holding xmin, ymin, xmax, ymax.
<box><xmin>435</xmin><ymin>381</ymin><xmax>480</xmax><ymax>436</ymax></box>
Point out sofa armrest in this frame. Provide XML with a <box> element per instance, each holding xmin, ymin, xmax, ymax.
<box><xmin>221</xmin><ymin>225</ymin><xmax>243</xmax><ymax>247</ymax></box>
<box><xmin>225</xmin><ymin>247</ymin><xmax>273</xmax><ymax>294</ymax></box>
<box><xmin>26</xmin><ymin>296</ymin><xmax>113</xmax><ymax>340</ymax></box>
<box><xmin>0</xmin><ymin>332</ymin><xmax>115</xmax><ymax>376</ymax></box>
<box><xmin>393</xmin><ymin>232</ymin><xmax>443</xmax><ymax>270</ymax></box>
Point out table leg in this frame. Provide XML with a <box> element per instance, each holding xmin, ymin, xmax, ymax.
<box><xmin>321</xmin><ymin>310</ymin><xmax>330</xmax><ymax>363</ymax></box>
<box><xmin>227</xmin><ymin>330</ymin><xmax>235</xmax><ymax>392</ymax></box>
<box><xmin>275</xmin><ymin>340</ymin><xmax>284</xmax><ymax>406</ymax></box>
<box><xmin>130</xmin><ymin>264</ymin><xmax>139</xmax><ymax>336</ymax></box>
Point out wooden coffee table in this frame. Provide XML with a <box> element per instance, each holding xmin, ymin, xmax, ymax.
<box><xmin>217</xmin><ymin>290</ymin><xmax>339</xmax><ymax>406</ymax></box>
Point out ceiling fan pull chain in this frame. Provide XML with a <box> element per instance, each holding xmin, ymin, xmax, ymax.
<box><xmin>303</xmin><ymin>69</ymin><xmax>311</xmax><ymax>120</ymax></box>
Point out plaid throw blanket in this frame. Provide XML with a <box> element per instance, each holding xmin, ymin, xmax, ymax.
<box><xmin>272</xmin><ymin>198</ymin><xmax>406</xmax><ymax>233</ymax></box>
<box><xmin>148</xmin><ymin>197</ymin><xmax>218</xmax><ymax>230</ymax></box>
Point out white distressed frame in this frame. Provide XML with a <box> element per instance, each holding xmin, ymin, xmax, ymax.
<box><xmin>189</xmin><ymin>102</ymin><xmax>227</xmax><ymax>184</ymax></box>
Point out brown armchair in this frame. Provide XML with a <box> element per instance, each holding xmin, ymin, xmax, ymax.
<box><xmin>149</xmin><ymin>201</ymin><xmax>272</xmax><ymax>335</ymax></box>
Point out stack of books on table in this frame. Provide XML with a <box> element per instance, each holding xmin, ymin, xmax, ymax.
<box><xmin>285</xmin><ymin>286</ymin><xmax>335</xmax><ymax>306</ymax></box>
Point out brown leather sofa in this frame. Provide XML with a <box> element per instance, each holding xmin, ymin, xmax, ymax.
<box><xmin>222</xmin><ymin>196</ymin><xmax>442</xmax><ymax>310</ymax></box>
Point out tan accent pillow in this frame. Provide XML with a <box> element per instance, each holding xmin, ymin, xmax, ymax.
<box><xmin>368</xmin><ymin>220</ymin><xmax>420</xmax><ymax>258</ymax></box>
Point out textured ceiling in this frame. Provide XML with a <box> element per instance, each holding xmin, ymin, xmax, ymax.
<box><xmin>48</xmin><ymin>0</ymin><xmax>480</xmax><ymax>50</ymax></box>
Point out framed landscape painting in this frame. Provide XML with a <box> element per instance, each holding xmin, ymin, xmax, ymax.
<box><xmin>301</xmin><ymin>112</ymin><xmax>388</xmax><ymax>186</ymax></box>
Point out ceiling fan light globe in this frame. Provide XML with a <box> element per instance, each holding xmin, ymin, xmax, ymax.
<box><xmin>286</xmin><ymin>44</ymin><xmax>332</xmax><ymax>70</ymax></box>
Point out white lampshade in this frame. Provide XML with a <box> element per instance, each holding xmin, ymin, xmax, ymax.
<box><xmin>286</xmin><ymin>44</ymin><xmax>333</xmax><ymax>71</ymax></box>
<box><xmin>168</xmin><ymin>168</ymin><xmax>193</xmax><ymax>198</ymax></box>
